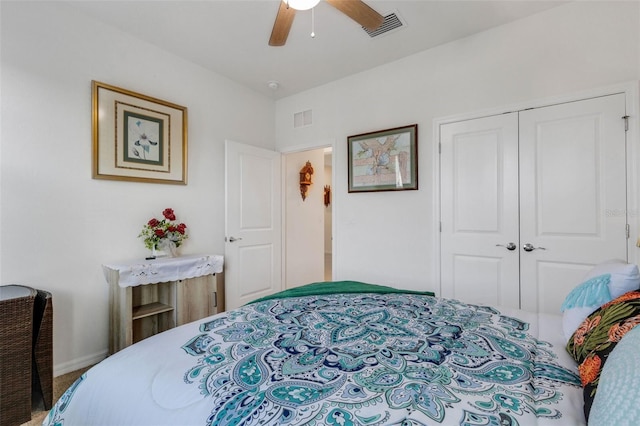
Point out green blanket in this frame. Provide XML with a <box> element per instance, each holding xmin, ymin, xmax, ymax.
<box><xmin>247</xmin><ymin>280</ymin><xmax>435</xmax><ymax>305</ymax></box>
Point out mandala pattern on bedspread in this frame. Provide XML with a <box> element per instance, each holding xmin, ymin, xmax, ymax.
<box><xmin>182</xmin><ymin>294</ymin><xmax>580</xmax><ymax>426</ymax></box>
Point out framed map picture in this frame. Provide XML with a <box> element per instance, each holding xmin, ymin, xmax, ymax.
<box><xmin>348</xmin><ymin>124</ymin><xmax>418</xmax><ymax>192</ymax></box>
<box><xmin>92</xmin><ymin>81</ymin><xmax>188</xmax><ymax>184</ymax></box>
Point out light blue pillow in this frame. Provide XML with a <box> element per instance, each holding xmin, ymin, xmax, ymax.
<box><xmin>561</xmin><ymin>274</ymin><xmax>612</xmax><ymax>311</ymax></box>
<box><xmin>589</xmin><ymin>325</ymin><xmax>640</xmax><ymax>425</ymax></box>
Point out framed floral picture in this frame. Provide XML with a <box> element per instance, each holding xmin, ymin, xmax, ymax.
<box><xmin>92</xmin><ymin>81</ymin><xmax>188</xmax><ymax>184</ymax></box>
<box><xmin>348</xmin><ymin>124</ymin><xmax>418</xmax><ymax>192</ymax></box>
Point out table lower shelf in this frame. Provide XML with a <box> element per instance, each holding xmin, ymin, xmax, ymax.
<box><xmin>132</xmin><ymin>302</ymin><xmax>174</xmax><ymax>320</ymax></box>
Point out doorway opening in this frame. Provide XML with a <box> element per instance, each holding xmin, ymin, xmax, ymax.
<box><xmin>284</xmin><ymin>146</ymin><xmax>333</xmax><ymax>289</ymax></box>
<box><xmin>324</xmin><ymin>148</ymin><xmax>332</xmax><ymax>281</ymax></box>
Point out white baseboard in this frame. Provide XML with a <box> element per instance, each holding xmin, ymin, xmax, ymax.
<box><xmin>54</xmin><ymin>350</ymin><xmax>108</xmax><ymax>377</ymax></box>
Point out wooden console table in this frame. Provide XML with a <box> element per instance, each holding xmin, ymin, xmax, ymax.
<box><xmin>104</xmin><ymin>254</ymin><xmax>224</xmax><ymax>354</ymax></box>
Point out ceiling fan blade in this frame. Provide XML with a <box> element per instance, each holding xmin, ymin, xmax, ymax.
<box><xmin>326</xmin><ymin>0</ymin><xmax>384</xmax><ymax>31</ymax></box>
<box><xmin>269</xmin><ymin>1</ymin><xmax>296</xmax><ymax>46</ymax></box>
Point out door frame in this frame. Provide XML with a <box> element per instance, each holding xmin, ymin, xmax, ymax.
<box><xmin>432</xmin><ymin>81</ymin><xmax>640</xmax><ymax>296</ymax></box>
<box><xmin>280</xmin><ymin>139</ymin><xmax>337</xmax><ymax>286</ymax></box>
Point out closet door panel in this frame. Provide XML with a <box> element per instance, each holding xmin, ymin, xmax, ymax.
<box><xmin>440</xmin><ymin>113</ymin><xmax>520</xmax><ymax>308</ymax></box>
<box><xmin>519</xmin><ymin>94</ymin><xmax>628</xmax><ymax>314</ymax></box>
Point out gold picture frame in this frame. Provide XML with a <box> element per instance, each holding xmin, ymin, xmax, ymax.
<box><xmin>92</xmin><ymin>81</ymin><xmax>188</xmax><ymax>184</ymax></box>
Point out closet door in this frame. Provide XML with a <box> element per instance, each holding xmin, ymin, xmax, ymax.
<box><xmin>519</xmin><ymin>94</ymin><xmax>628</xmax><ymax>314</ymax></box>
<box><xmin>440</xmin><ymin>113</ymin><xmax>520</xmax><ymax>308</ymax></box>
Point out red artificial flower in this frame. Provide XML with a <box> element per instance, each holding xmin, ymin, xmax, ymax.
<box><xmin>177</xmin><ymin>223</ymin><xmax>187</xmax><ymax>234</ymax></box>
<box><xmin>154</xmin><ymin>229</ymin><xmax>166</xmax><ymax>237</ymax></box>
<box><xmin>148</xmin><ymin>218</ymin><xmax>160</xmax><ymax>227</ymax></box>
<box><xmin>162</xmin><ymin>208</ymin><xmax>176</xmax><ymax>221</ymax></box>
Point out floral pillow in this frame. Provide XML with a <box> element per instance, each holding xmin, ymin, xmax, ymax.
<box><xmin>566</xmin><ymin>291</ymin><xmax>640</xmax><ymax>421</ymax></box>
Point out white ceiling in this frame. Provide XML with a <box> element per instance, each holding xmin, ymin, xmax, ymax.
<box><xmin>65</xmin><ymin>0</ymin><xmax>566</xmax><ymax>99</ymax></box>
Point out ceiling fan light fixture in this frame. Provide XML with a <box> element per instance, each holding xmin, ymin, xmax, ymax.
<box><xmin>285</xmin><ymin>0</ymin><xmax>320</xmax><ymax>11</ymax></box>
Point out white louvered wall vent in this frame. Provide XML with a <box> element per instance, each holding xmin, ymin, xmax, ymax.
<box><xmin>363</xmin><ymin>11</ymin><xmax>405</xmax><ymax>38</ymax></box>
<box><xmin>294</xmin><ymin>109</ymin><xmax>312</xmax><ymax>128</ymax></box>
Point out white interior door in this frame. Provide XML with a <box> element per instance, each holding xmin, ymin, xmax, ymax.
<box><xmin>225</xmin><ymin>140</ymin><xmax>282</xmax><ymax>310</ymax></box>
<box><xmin>519</xmin><ymin>94</ymin><xmax>628</xmax><ymax>314</ymax></box>
<box><xmin>440</xmin><ymin>113</ymin><xmax>521</xmax><ymax>308</ymax></box>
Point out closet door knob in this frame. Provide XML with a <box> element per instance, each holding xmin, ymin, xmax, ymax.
<box><xmin>496</xmin><ymin>243</ymin><xmax>517</xmax><ymax>251</ymax></box>
<box><xmin>523</xmin><ymin>243</ymin><xmax>546</xmax><ymax>252</ymax></box>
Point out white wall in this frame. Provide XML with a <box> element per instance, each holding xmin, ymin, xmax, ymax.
<box><xmin>0</xmin><ymin>2</ymin><xmax>275</xmax><ymax>374</ymax></box>
<box><xmin>275</xmin><ymin>1</ymin><xmax>640</xmax><ymax>293</ymax></box>
<box><xmin>284</xmin><ymin>149</ymin><xmax>326</xmax><ymax>288</ymax></box>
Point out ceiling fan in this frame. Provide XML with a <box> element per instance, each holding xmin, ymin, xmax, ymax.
<box><xmin>269</xmin><ymin>0</ymin><xmax>384</xmax><ymax>46</ymax></box>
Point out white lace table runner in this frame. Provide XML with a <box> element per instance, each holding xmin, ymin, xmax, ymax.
<box><xmin>103</xmin><ymin>254</ymin><xmax>224</xmax><ymax>288</ymax></box>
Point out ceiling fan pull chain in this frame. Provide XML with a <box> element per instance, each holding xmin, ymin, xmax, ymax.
<box><xmin>311</xmin><ymin>7</ymin><xmax>316</xmax><ymax>38</ymax></box>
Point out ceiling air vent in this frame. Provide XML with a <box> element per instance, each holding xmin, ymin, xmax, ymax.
<box><xmin>363</xmin><ymin>12</ymin><xmax>404</xmax><ymax>38</ymax></box>
<box><xmin>294</xmin><ymin>109</ymin><xmax>312</xmax><ymax>128</ymax></box>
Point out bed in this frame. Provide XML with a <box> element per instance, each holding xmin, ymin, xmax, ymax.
<box><xmin>44</xmin><ymin>281</ymin><xmax>587</xmax><ymax>426</ymax></box>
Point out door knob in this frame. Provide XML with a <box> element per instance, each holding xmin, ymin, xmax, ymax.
<box><xmin>496</xmin><ymin>242</ymin><xmax>517</xmax><ymax>251</ymax></box>
<box><xmin>227</xmin><ymin>236</ymin><xmax>243</xmax><ymax>242</ymax></box>
<box><xmin>523</xmin><ymin>243</ymin><xmax>546</xmax><ymax>252</ymax></box>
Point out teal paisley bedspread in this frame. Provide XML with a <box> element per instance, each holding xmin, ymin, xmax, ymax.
<box><xmin>45</xmin><ymin>284</ymin><xmax>582</xmax><ymax>426</ymax></box>
<box><xmin>182</xmin><ymin>292</ymin><xmax>580</xmax><ymax>425</ymax></box>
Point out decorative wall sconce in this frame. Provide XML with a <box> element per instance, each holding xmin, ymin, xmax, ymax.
<box><xmin>299</xmin><ymin>160</ymin><xmax>314</xmax><ymax>201</ymax></box>
<box><xmin>324</xmin><ymin>185</ymin><xmax>331</xmax><ymax>207</ymax></box>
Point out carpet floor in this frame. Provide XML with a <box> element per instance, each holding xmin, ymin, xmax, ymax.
<box><xmin>22</xmin><ymin>365</ymin><xmax>93</xmax><ymax>426</ymax></box>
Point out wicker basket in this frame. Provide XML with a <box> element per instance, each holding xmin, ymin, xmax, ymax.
<box><xmin>0</xmin><ymin>285</ymin><xmax>36</xmax><ymax>426</ymax></box>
